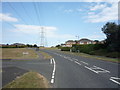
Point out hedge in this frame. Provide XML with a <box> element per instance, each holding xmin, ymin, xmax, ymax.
<box><xmin>61</xmin><ymin>47</ymin><xmax>71</xmax><ymax>51</ymax></box>
<box><xmin>72</xmin><ymin>44</ymin><xmax>106</xmax><ymax>54</ymax></box>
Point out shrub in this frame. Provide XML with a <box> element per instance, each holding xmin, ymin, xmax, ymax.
<box><xmin>61</xmin><ymin>47</ymin><xmax>71</xmax><ymax>51</ymax></box>
<box><xmin>93</xmin><ymin>44</ymin><xmax>106</xmax><ymax>50</ymax></box>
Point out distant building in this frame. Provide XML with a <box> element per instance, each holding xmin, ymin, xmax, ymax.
<box><xmin>62</xmin><ymin>38</ymin><xmax>105</xmax><ymax>47</ymax></box>
<box><xmin>61</xmin><ymin>44</ymin><xmax>66</xmax><ymax>47</ymax></box>
<box><xmin>65</xmin><ymin>40</ymin><xmax>76</xmax><ymax>47</ymax></box>
<box><xmin>11</xmin><ymin>43</ymin><xmax>25</xmax><ymax>46</ymax></box>
<box><xmin>78</xmin><ymin>38</ymin><xmax>93</xmax><ymax>44</ymax></box>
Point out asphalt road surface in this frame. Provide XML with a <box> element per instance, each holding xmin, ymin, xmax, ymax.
<box><xmin>2</xmin><ymin>49</ymin><xmax>120</xmax><ymax>88</ymax></box>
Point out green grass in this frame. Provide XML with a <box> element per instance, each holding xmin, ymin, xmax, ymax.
<box><xmin>3</xmin><ymin>72</ymin><xmax>50</xmax><ymax>88</ymax></box>
<box><xmin>2</xmin><ymin>48</ymin><xmax>39</xmax><ymax>59</ymax></box>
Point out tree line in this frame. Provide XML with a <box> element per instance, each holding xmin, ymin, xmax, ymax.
<box><xmin>1</xmin><ymin>44</ymin><xmax>38</xmax><ymax>48</ymax></box>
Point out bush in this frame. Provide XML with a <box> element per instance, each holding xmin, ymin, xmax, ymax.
<box><xmin>93</xmin><ymin>44</ymin><xmax>106</xmax><ymax>50</ymax></box>
<box><xmin>89</xmin><ymin>49</ymin><xmax>108</xmax><ymax>56</ymax></box>
<box><xmin>61</xmin><ymin>47</ymin><xmax>71</xmax><ymax>51</ymax></box>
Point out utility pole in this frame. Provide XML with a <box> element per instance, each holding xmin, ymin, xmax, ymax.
<box><xmin>75</xmin><ymin>35</ymin><xmax>79</xmax><ymax>44</ymax></box>
<box><xmin>76</xmin><ymin>35</ymin><xmax>79</xmax><ymax>40</ymax></box>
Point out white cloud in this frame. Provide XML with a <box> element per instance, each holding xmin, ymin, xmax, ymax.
<box><xmin>86</xmin><ymin>2</ymin><xmax>118</xmax><ymax>23</ymax></box>
<box><xmin>90</xmin><ymin>3</ymin><xmax>107</xmax><ymax>11</ymax></box>
<box><xmin>13</xmin><ymin>24</ymin><xmax>57</xmax><ymax>34</ymax></box>
<box><xmin>12</xmin><ymin>24</ymin><xmax>75</xmax><ymax>40</ymax></box>
<box><xmin>0</xmin><ymin>13</ymin><xmax>18</xmax><ymax>22</ymax></box>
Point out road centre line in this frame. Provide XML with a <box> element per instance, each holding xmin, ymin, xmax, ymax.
<box><xmin>73</xmin><ymin>58</ymin><xmax>78</xmax><ymax>61</ymax></box>
<box><xmin>80</xmin><ymin>61</ymin><xmax>88</xmax><ymax>65</ymax></box>
<box><xmin>68</xmin><ymin>58</ymin><xmax>73</xmax><ymax>61</ymax></box>
<box><xmin>110</xmin><ymin>77</ymin><xmax>120</xmax><ymax>85</ymax></box>
<box><xmin>51</xmin><ymin>58</ymin><xmax>56</xmax><ymax>84</ymax></box>
<box><xmin>74</xmin><ymin>61</ymin><xmax>81</xmax><ymax>65</ymax></box>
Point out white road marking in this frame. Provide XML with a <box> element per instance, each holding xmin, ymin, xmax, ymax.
<box><xmin>51</xmin><ymin>79</ymin><xmax>54</xmax><ymax>83</ymax></box>
<box><xmin>73</xmin><ymin>58</ymin><xmax>78</xmax><ymax>61</ymax></box>
<box><xmin>63</xmin><ymin>56</ymin><xmax>67</xmax><ymax>58</ymax></box>
<box><xmin>84</xmin><ymin>66</ymin><xmax>98</xmax><ymax>74</ymax></box>
<box><xmin>110</xmin><ymin>77</ymin><xmax>120</xmax><ymax>85</ymax></box>
<box><xmin>93</xmin><ymin>65</ymin><xmax>110</xmax><ymax>73</ymax></box>
<box><xmin>50</xmin><ymin>58</ymin><xmax>53</xmax><ymax>64</ymax></box>
<box><xmin>74</xmin><ymin>61</ymin><xmax>81</xmax><ymax>65</ymax></box>
<box><xmin>51</xmin><ymin>58</ymin><xmax>56</xmax><ymax>84</ymax></box>
<box><xmin>68</xmin><ymin>59</ymin><xmax>73</xmax><ymax>61</ymax></box>
<box><xmin>52</xmin><ymin>75</ymin><xmax>54</xmax><ymax>78</ymax></box>
<box><xmin>84</xmin><ymin>65</ymin><xmax>110</xmax><ymax>74</ymax></box>
<box><xmin>80</xmin><ymin>61</ymin><xmax>88</xmax><ymax>65</ymax></box>
<box><xmin>111</xmin><ymin>77</ymin><xmax>120</xmax><ymax>79</ymax></box>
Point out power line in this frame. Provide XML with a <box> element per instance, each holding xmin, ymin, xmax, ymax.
<box><xmin>7</xmin><ymin>2</ymin><xmax>28</xmax><ymax>25</ymax></box>
<box><xmin>20</xmin><ymin>2</ymin><xmax>35</xmax><ymax>25</ymax></box>
<box><xmin>32</xmin><ymin>1</ymin><xmax>47</xmax><ymax>47</ymax></box>
<box><xmin>32</xmin><ymin>2</ymin><xmax>41</xmax><ymax>25</ymax></box>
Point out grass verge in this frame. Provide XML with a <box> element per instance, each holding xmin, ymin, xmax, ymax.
<box><xmin>3</xmin><ymin>72</ymin><xmax>50</xmax><ymax>88</ymax></box>
<box><xmin>54</xmin><ymin>49</ymin><xmax>119</xmax><ymax>63</ymax></box>
<box><xmin>39</xmin><ymin>51</ymin><xmax>52</xmax><ymax>60</ymax></box>
<box><xmin>2</xmin><ymin>48</ymin><xmax>39</xmax><ymax>59</ymax></box>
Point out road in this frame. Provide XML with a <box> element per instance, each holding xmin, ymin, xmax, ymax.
<box><xmin>2</xmin><ymin>49</ymin><xmax>120</xmax><ymax>88</ymax></box>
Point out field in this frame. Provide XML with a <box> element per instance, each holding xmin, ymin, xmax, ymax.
<box><xmin>2</xmin><ymin>48</ymin><xmax>39</xmax><ymax>59</ymax></box>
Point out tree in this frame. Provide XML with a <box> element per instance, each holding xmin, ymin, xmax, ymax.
<box><xmin>102</xmin><ymin>22</ymin><xmax>120</xmax><ymax>52</ymax></box>
<box><xmin>56</xmin><ymin>45</ymin><xmax>60</xmax><ymax>47</ymax></box>
<box><xmin>26</xmin><ymin>44</ymin><xmax>30</xmax><ymax>47</ymax></box>
<box><xmin>33</xmin><ymin>44</ymin><xmax>37</xmax><ymax>47</ymax></box>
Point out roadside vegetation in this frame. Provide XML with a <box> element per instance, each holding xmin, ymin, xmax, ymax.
<box><xmin>1</xmin><ymin>44</ymin><xmax>38</xmax><ymax>48</ymax></box>
<box><xmin>58</xmin><ymin>22</ymin><xmax>120</xmax><ymax>62</ymax></box>
<box><xmin>3</xmin><ymin>72</ymin><xmax>50</xmax><ymax>88</ymax></box>
<box><xmin>2</xmin><ymin>48</ymin><xmax>39</xmax><ymax>59</ymax></box>
<box><xmin>59</xmin><ymin>50</ymin><xmax>119</xmax><ymax>63</ymax></box>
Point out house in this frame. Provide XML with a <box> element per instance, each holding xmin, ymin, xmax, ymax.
<box><xmin>61</xmin><ymin>44</ymin><xmax>66</xmax><ymax>47</ymax></box>
<box><xmin>65</xmin><ymin>40</ymin><xmax>76</xmax><ymax>47</ymax></box>
<box><xmin>78</xmin><ymin>38</ymin><xmax>93</xmax><ymax>44</ymax></box>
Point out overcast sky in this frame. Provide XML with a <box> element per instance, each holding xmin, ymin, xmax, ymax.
<box><xmin>0</xmin><ymin>0</ymin><xmax>118</xmax><ymax>47</ymax></box>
